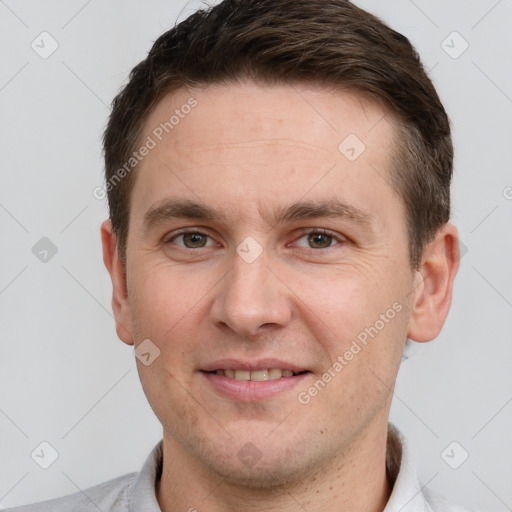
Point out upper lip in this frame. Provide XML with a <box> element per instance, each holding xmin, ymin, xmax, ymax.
<box><xmin>201</xmin><ymin>358</ymin><xmax>309</xmax><ymax>373</ymax></box>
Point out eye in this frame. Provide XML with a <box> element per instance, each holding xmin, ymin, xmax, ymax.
<box><xmin>166</xmin><ymin>231</ymin><xmax>215</xmax><ymax>249</ymax></box>
<box><xmin>293</xmin><ymin>229</ymin><xmax>345</xmax><ymax>249</ymax></box>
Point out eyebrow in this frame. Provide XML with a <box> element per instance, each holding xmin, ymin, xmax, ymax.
<box><xmin>142</xmin><ymin>199</ymin><xmax>227</xmax><ymax>230</ymax></box>
<box><xmin>142</xmin><ymin>198</ymin><xmax>374</xmax><ymax>232</ymax></box>
<box><xmin>271</xmin><ymin>199</ymin><xmax>373</xmax><ymax>228</ymax></box>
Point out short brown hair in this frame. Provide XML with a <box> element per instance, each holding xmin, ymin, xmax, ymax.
<box><xmin>103</xmin><ymin>0</ymin><xmax>452</xmax><ymax>269</ymax></box>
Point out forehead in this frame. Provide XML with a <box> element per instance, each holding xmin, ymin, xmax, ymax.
<box><xmin>129</xmin><ymin>81</ymin><xmax>401</xmax><ymax>227</ymax></box>
<box><xmin>145</xmin><ymin>82</ymin><xmax>392</xmax><ymax>151</ymax></box>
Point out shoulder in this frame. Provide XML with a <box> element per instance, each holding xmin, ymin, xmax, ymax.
<box><xmin>1</xmin><ymin>472</ymin><xmax>137</xmax><ymax>512</ymax></box>
<box><xmin>423</xmin><ymin>487</ymin><xmax>479</xmax><ymax>512</ymax></box>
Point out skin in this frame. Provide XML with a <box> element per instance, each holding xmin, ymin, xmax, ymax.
<box><xmin>101</xmin><ymin>81</ymin><xmax>459</xmax><ymax>512</ymax></box>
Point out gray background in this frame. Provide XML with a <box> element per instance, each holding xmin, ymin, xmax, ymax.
<box><xmin>1</xmin><ymin>0</ymin><xmax>511</xmax><ymax>509</ymax></box>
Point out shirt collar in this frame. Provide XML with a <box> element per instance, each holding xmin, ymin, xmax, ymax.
<box><xmin>129</xmin><ymin>440</ymin><xmax>163</xmax><ymax>512</ymax></box>
<box><xmin>129</xmin><ymin>423</ymin><xmax>432</xmax><ymax>512</ymax></box>
<box><xmin>384</xmin><ymin>423</ymin><xmax>433</xmax><ymax>512</ymax></box>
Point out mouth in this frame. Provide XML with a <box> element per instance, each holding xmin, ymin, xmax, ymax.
<box><xmin>204</xmin><ymin>368</ymin><xmax>309</xmax><ymax>381</ymax></box>
<box><xmin>199</xmin><ymin>360</ymin><xmax>311</xmax><ymax>402</ymax></box>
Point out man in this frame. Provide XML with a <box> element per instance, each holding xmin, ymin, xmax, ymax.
<box><xmin>6</xmin><ymin>0</ymin><xmax>471</xmax><ymax>510</ymax></box>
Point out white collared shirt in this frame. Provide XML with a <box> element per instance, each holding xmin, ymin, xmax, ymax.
<box><xmin>2</xmin><ymin>424</ymin><xmax>476</xmax><ymax>512</ymax></box>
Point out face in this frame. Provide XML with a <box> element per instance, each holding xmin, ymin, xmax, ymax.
<box><xmin>113</xmin><ymin>82</ymin><xmax>420</xmax><ymax>486</ymax></box>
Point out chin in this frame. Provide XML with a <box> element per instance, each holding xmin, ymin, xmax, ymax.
<box><xmin>197</xmin><ymin>434</ymin><xmax>326</xmax><ymax>491</ymax></box>
<box><xmin>208</xmin><ymin>457</ymin><xmax>308</xmax><ymax>490</ymax></box>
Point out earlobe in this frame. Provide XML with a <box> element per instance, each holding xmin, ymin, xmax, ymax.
<box><xmin>406</xmin><ymin>223</ymin><xmax>460</xmax><ymax>343</ymax></box>
<box><xmin>100</xmin><ymin>219</ymin><xmax>134</xmax><ymax>346</ymax></box>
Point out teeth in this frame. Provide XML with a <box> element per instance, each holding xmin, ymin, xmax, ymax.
<box><xmin>213</xmin><ymin>368</ymin><xmax>301</xmax><ymax>381</ymax></box>
<box><xmin>268</xmin><ymin>368</ymin><xmax>282</xmax><ymax>380</ymax></box>
<box><xmin>250</xmin><ymin>370</ymin><xmax>268</xmax><ymax>381</ymax></box>
<box><xmin>234</xmin><ymin>370</ymin><xmax>250</xmax><ymax>381</ymax></box>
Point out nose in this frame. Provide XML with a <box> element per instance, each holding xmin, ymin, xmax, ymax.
<box><xmin>210</xmin><ymin>249</ymin><xmax>292</xmax><ymax>337</ymax></box>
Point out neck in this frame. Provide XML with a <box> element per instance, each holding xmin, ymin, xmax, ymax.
<box><xmin>156</xmin><ymin>421</ymin><xmax>392</xmax><ymax>512</ymax></box>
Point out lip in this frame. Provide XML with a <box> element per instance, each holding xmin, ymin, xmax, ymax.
<box><xmin>201</xmin><ymin>370</ymin><xmax>311</xmax><ymax>402</ymax></box>
<box><xmin>200</xmin><ymin>358</ymin><xmax>308</xmax><ymax>373</ymax></box>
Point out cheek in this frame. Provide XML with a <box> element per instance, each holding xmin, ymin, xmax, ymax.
<box><xmin>128</xmin><ymin>260</ymin><xmax>212</xmax><ymax>338</ymax></box>
<box><xmin>128</xmin><ymin>265</ymin><xmax>204</xmax><ymax>428</ymax></box>
<box><xmin>290</xmin><ymin>265</ymin><xmax>408</xmax><ymax>398</ymax></box>
<box><xmin>285</xmin><ymin>262</ymin><xmax>398</xmax><ymax>340</ymax></box>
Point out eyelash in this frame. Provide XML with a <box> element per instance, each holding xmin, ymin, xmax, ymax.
<box><xmin>165</xmin><ymin>228</ymin><xmax>346</xmax><ymax>250</ymax></box>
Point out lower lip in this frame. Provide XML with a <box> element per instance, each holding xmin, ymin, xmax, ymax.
<box><xmin>201</xmin><ymin>371</ymin><xmax>310</xmax><ymax>402</ymax></box>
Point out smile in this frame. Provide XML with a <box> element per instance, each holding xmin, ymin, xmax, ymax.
<box><xmin>209</xmin><ymin>368</ymin><xmax>307</xmax><ymax>381</ymax></box>
<box><xmin>201</xmin><ymin>368</ymin><xmax>311</xmax><ymax>402</ymax></box>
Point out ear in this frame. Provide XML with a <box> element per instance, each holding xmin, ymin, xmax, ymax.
<box><xmin>101</xmin><ymin>219</ymin><xmax>134</xmax><ymax>346</ymax></box>
<box><xmin>407</xmin><ymin>223</ymin><xmax>460</xmax><ymax>343</ymax></box>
